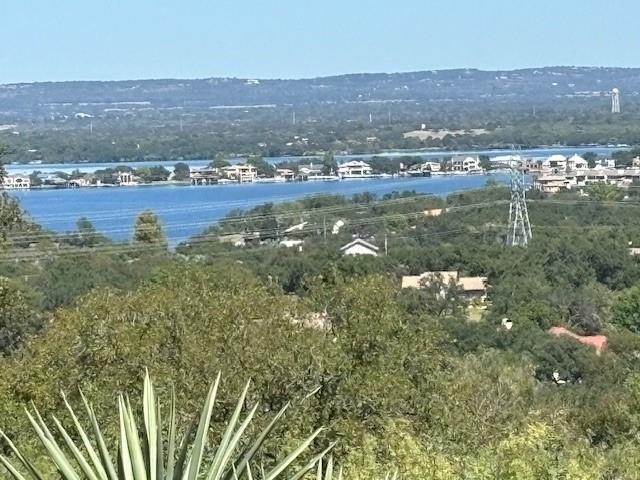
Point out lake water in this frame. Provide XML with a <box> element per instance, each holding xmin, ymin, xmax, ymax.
<box><xmin>10</xmin><ymin>174</ymin><xmax>508</xmax><ymax>247</ymax></box>
<box><xmin>5</xmin><ymin>146</ymin><xmax>625</xmax><ymax>175</ymax></box>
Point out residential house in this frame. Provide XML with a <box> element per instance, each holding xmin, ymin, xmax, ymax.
<box><xmin>276</xmin><ymin>168</ymin><xmax>295</xmax><ymax>181</ymax></box>
<box><xmin>407</xmin><ymin>161</ymin><xmax>441</xmax><ymax>176</ymax></box>
<box><xmin>401</xmin><ymin>271</ymin><xmax>489</xmax><ymax>302</ymax></box>
<box><xmin>340</xmin><ymin>238</ymin><xmax>379</xmax><ymax>256</ymax></box>
<box><xmin>542</xmin><ymin>154</ymin><xmax>567</xmax><ymax>173</ymax></box>
<box><xmin>424</xmin><ymin>208</ymin><xmax>445</xmax><ymax>217</ymax></box>
<box><xmin>298</xmin><ymin>163</ymin><xmax>324</xmax><ymax>179</ymax></box>
<box><xmin>401</xmin><ymin>271</ymin><xmax>459</xmax><ymax>290</ymax></box>
<box><xmin>337</xmin><ymin>160</ymin><xmax>373</xmax><ymax>178</ymax></box>
<box><xmin>68</xmin><ymin>177</ymin><xmax>91</xmax><ymax>188</ymax></box>
<box><xmin>2</xmin><ymin>174</ymin><xmax>30</xmax><ymax>189</ymax></box>
<box><xmin>222</xmin><ymin>164</ymin><xmax>257</xmax><ymax>183</ymax></box>
<box><xmin>548</xmin><ymin>326</ymin><xmax>607</xmax><ymax>355</ymax></box>
<box><xmin>118</xmin><ymin>171</ymin><xmax>139</xmax><ymax>186</ymax></box>
<box><xmin>458</xmin><ymin>276</ymin><xmax>489</xmax><ymax>302</ymax></box>
<box><xmin>451</xmin><ymin>155</ymin><xmax>482</xmax><ymax>173</ymax></box>
<box><xmin>567</xmin><ymin>154</ymin><xmax>588</xmax><ymax>170</ymax></box>
<box><xmin>534</xmin><ymin>174</ymin><xmax>577</xmax><ymax>193</ymax></box>
<box><xmin>190</xmin><ymin>167</ymin><xmax>220</xmax><ymax>185</ymax></box>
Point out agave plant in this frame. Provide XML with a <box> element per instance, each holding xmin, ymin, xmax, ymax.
<box><xmin>0</xmin><ymin>371</ymin><xmax>332</xmax><ymax>479</ymax></box>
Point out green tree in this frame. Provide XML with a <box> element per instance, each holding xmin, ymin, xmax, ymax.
<box><xmin>173</xmin><ymin>161</ymin><xmax>191</xmax><ymax>180</ymax></box>
<box><xmin>612</xmin><ymin>285</ymin><xmax>640</xmax><ymax>333</ymax></box>
<box><xmin>0</xmin><ymin>277</ymin><xmax>40</xmax><ymax>354</ymax></box>
<box><xmin>322</xmin><ymin>152</ymin><xmax>338</xmax><ymax>175</ymax></box>
<box><xmin>247</xmin><ymin>155</ymin><xmax>274</xmax><ymax>177</ymax></box>
<box><xmin>583</xmin><ymin>151</ymin><xmax>599</xmax><ymax>168</ymax></box>
<box><xmin>133</xmin><ymin>210</ymin><xmax>167</xmax><ymax>249</ymax></box>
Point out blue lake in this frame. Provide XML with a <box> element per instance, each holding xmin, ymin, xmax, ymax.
<box><xmin>10</xmin><ymin>174</ymin><xmax>508</xmax><ymax>247</ymax></box>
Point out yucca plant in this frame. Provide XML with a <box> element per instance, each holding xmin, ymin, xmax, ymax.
<box><xmin>315</xmin><ymin>457</ymin><xmax>399</xmax><ymax>480</ymax></box>
<box><xmin>0</xmin><ymin>371</ymin><xmax>332</xmax><ymax>479</ymax></box>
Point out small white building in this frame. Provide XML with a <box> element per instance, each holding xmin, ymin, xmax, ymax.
<box><xmin>2</xmin><ymin>174</ymin><xmax>31</xmax><ymax>189</ymax></box>
<box><xmin>340</xmin><ymin>238</ymin><xmax>379</xmax><ymax>256</ymax></box>
<box><xmin>118</xmin><ymin>172</ymin><xmax>139</xmax><ymax>186</ymax></box>
<box><xmin>337</xmin><ymin>160</ymin><xmax>373</xmax><ymax>178</ymax></box>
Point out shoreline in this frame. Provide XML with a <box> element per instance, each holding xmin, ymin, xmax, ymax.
<box><xmin>3</xmin><ymin>172</ymin><xmax>507</xmax><ymax>193</ymax></box>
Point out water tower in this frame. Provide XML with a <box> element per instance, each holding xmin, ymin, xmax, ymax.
<box><xmin>611</xmin><ymin>88</ymin><xmax>621</xmax><ymax>114</ymax></box>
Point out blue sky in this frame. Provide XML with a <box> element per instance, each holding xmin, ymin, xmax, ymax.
<box><xmin>2</xmin><ymin>0</ymin><xmax>639</xmax><ymax>83</ymax></box>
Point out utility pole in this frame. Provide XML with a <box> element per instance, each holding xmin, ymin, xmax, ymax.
<box><xmin>323</xmin><ymin>215</ymin><xmax>327</xmax><ymax>242</ymax></box>
<box><xmin>384</xmin><ymin>233</ymin><xmax>388</xmax><ymax>255</ymax></box>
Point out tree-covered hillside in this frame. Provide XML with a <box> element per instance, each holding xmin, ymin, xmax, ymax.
<box><xmin>3</xmin><ymin>175</ymin><xmax>640</xmax><ymax>476</ymax></box>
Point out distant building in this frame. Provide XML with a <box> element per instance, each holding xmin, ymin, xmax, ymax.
<box><xmin>340</xmin><ymin>238</ymin><xmax>379</xmax><ymax>256</ymax></box>
<box><xmin>542</xmin><ymin>154</ymin><xmax>567</xmax><ymax>172</ymax></box>
<box><xmin>118</xmin><ymin>171</ymin><xmax>139</xmax><ymax>186</ymax></box>
<box><xmin>548</xmin><ymin>326</ymin><xmax>607</xmax><ymax>355</ymax></box>
<box><xmin>2</xmin><ymin>174</ymin><xmax>30</xmax><ymax>189</ymax></box>
<box><xmin>337</xmin><ymin>160</ymin><xmax>373</xmax><ymax>178</ymax></box>
<box><xmin>298</xmin><ymin>163</ymin><xmax>324</xmax><ymax>179</ymax></box>
<box><xmin>567</xmin><ymin>154</ymin><xmax>588</xmax><ymax>170</ymax></box>
<box><xmin>275</xmin><ymin>168</ymin><xmax>295</xmax><ymax>181</ymax></box>
<box><xmin>222</xmin><ymin>164</ymin><xmax>257</xmax><ymax>183</ymax></box>
<box><xmin>401</xmin><ymin>271</ymin><xmax>488</xmax><ymax>302</ymax></box>
<box><xmin>451</xmin><ymin>155</ymin><xmax>482</xmax><ymax>173</ymax></box>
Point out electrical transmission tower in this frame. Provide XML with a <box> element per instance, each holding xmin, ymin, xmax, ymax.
<box><xmin>507</xmin><ymin>165</ymin><xmax>532</xmax><ymax>247</ymax></box>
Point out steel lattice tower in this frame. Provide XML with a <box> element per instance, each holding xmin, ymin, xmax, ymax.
<box><xmin>507</xmin><ymin>167</ymin><xmax>532</xmax><ymax>247</ymax></box>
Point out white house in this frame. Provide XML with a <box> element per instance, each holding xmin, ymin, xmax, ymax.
<box><xmin>567</xmin><ymin>154</ymin><xmax>588</xmax><ymax>170</ymax></box>
<box><xmin>337</xmin><ymin>160</ymin><xmax>373</xmax><ymax>178</ymax></box>
<box><xmin>118</xmin><ymin>172</ymin><xmax>139</xmax><ymax>186</ymax></box>
<box><xmin>222</xmin><ymin>164</ymin><xmax>257</xmax><ymax>183</ymax></box>
<box><xmin>2</xmin><ymin>174</ymin><xmax>31</xmax><ymax>189</ymax></box>
<box><xmin>340</xmin><ymin>238</ymin><xmax>379</xmax><ymax>256</ymax></box>
<box><xmin>451</xmin><ymin>155</ymin><xmax>482</xmax><ymax>173</ymax></box>
<box><xmin>542</xmin><ymin>154</ymin><xmax>567</xmax><ymax>172</ymax></box>
<box><xmin>298</xmin><ymin>163</ymin><xmax>323</xmax><ymax>178</ymax></box>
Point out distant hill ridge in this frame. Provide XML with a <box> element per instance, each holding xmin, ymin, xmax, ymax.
<box><xmin>1</xmin><ymin>67</ymin><xmax>638</xmax><ymax>112</ymax></box>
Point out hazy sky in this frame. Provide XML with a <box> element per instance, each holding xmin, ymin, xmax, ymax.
<box><xmin>2</xmin><ymin>0</ymin><xmax>639</xmax><ymax>83</ymax></box>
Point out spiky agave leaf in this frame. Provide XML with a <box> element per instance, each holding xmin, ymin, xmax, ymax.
<box><xmin>0</xmin><ymin>371</ymin><xmax>328</xmax><ymax>480</ymax></box>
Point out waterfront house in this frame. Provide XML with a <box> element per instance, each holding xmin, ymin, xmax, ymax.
<box><xmin>542</xmin><ymin>154</ymin><xmax>567</xmax><ymax>173</ymax></box>
<box><xmin>276</xmin><ymin>168</ymin><xmax>295</xmax><ymax>181</ymax></box>
<box><xmin>337</xmin><ymin>160</ymin><xmax>373</xmax><ymax>178</ymax></box>
<box><xmin>2</xmin><ymin>174</ymin><xmax>30</xmax><ymax>189</ymax></box>
<box><xmin>451</xmin><ymin>155</ymin><xmax>482</xmax><ymax>173</ymax></box>
<box><xmin>222</xmin><ymin>164</ymin><xmax>257</xmax><ymax>183</ymax></box>
<box><xmin>190</xmin><ymin>167</ymin><xmax>220</xmax><ymax>185</ymax></box>
<box><xmin>340</xmin><ymin>238</ymin><xmax>379</xmax><ymax>256</ymax></box>
<box><xmin>567</xmin><ymin>154</ymin><xmax>589</xmax><ymax>170</ymax></box>
<box><xmin>407</xmin><ymin>161</ymin><xmax>441</xmax><ymax>176</ymax></box>
<box><xmin>534</xmin><ymin>174</ymin><xmax>577</xmax><ymax>193</ymax></box>
<box><xmin>298</xmin><ymin>163</ymin><xmax>324</xmax><ymax>179</ymax></box>
<box><xmin>117</xmin><ymin>171</ymin><xmax>139</xmax><ymax>186</ymax></box>
<box><xmin>533</xmin><ymin>166</ymin><xmax>640</xmax><ymax>193</ymax></box>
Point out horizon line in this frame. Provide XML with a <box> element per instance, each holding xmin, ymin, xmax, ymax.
<box><xmin>1</xmin><ymin>65</ymin><xmax>637</xmax><ymax>87</ymax></box>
